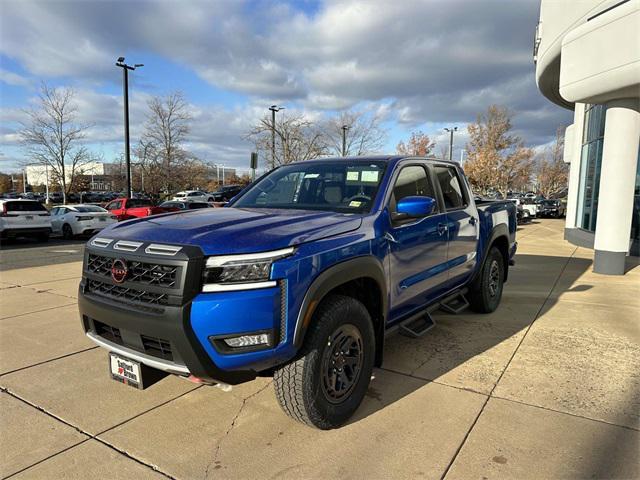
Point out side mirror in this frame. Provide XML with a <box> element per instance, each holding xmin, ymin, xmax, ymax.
<box><xmin>396</xmin><ymin>196</ymin><xmax>436</xmax><ymax>218</ymax></box>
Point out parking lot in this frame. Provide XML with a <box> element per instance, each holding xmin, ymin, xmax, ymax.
<box><xmin>1</xmin><ymin>218</ymin><xmax>638</xmax><ymax>479</ymax></box>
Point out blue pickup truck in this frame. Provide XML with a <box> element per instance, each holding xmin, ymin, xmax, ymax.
<box><xmin>79</xmin><ymin>156</ymin><xmax>516</xmax><ymax>429</ymax></box>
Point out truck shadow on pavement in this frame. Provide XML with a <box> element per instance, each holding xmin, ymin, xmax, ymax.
<box><xmin>349</xmin><ymin>253</ymin><xmax>594</xmax><ymax>424</ymax></box>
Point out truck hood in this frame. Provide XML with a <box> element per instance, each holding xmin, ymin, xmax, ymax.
<box><xmin>104</xmin><ymin>207</ymin><xmax>363</xmax><ymax>255</ymax></box>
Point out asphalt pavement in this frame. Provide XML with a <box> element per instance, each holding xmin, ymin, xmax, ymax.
<box><xmin>0</xmin><ymin>238</ymin><xmax>86</xmax><ymax>271</ymax></box>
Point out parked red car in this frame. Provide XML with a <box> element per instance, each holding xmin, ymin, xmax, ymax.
<box><xmin>104</xmin><ymin>198</ymin><xmax>170</xmax><ymax>221</ymax></box>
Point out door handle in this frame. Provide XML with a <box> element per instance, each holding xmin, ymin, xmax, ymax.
<box><xmin>437</xmin><ymin>223</ymin><xmax>448</xmax><ymax>236</ymax></box>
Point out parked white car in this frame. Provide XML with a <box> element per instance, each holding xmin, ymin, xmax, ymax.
<box><xmin>50</xmin><ymin>204</ymin><xmax>117</xmax><ymax>239</ymax></box>
<box><xmin>172</xmin><ymin>190</ymin><xmax>214</xmax><ymax>203</ymax></box>
<box><xmin>0</xmin><ymin>199</ymin><xmax>52</xmax><ymax>242</ymax></box>
<box><xmin>521</xmin><ymin>200</ymin><xmax>540</xmax><ymax>218</ymax></box>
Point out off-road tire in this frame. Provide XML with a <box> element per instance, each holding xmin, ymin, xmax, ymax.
<box><xmin>273</xmin><ymin>294</ymin><xmax>375</xmax><ymax>429</ymax></box>
<box><xmin>468</xmin><ymin>246</ymin><xmax>504</xmax><ymax>313</ymax></box>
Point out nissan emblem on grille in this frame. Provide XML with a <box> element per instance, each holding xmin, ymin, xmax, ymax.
<box><xmin>111</xmin><ymin>258</ymin><xmax>129</xmax><ymax>283</ymax></box>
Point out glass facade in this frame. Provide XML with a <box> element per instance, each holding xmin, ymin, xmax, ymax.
<box><xmin>631</xmin><ymin>148</ymin><xmax>640</xmax><ymax>255</ymax></box>
<box><xmin>576</xmin><ymin>104</ymin><xmax>607</xmax><ymax>232</ymax></box>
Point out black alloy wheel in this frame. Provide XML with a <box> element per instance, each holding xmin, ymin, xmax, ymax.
<box><xmin>320</xmin><ymin>324</ymin><xmax>364</xmax><ymax>404</ymax></box>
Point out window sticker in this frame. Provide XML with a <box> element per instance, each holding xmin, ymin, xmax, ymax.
<box><xmin>361</xmin><ymin>170</ymin><xmax>379</xmax><ymax>183</ymax></box>
<box><xmin>346</xmin><ymin>171</ymin><xmax>359</xmax><ymax>181</ymax></box>
<box><xmin>349</xmin><ymin>200</ymin><xmax>362</xmax><ymax>207</ymax></box>
<box><xmin>304</xmin><ymin>173</ymin><xmax>320</xmax><ymax>179</ymax></box>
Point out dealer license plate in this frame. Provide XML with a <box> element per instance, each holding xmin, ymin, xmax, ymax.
<box><xmin>109</xmin><ymin>353</ymin><xmax>143</xmax><ymax>389</ymax></box>
<box><xmin>99</xmin><ymin>217</ymin><xmax>106</xmax><ymax>222</ymax></box>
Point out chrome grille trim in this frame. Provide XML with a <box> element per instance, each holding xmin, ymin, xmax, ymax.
<box><xmin>114</xmin><ymin>240</ymin><xmax>143</xmax><ymax>252</ymax></box>
<box><xmin>145</xmin><ymin>244</ymin><xmax>182</xmax><ymax>256</ymax></box>
<box><xmin>91</xmin><ymin>237</ymin><xmax>113</xmax><ymax>248</ymax></box>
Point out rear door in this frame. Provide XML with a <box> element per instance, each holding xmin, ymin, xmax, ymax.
<box><xmin>386</xmin><ymin>164</ymin><xmax>449</xmax><ymax>320</ymax></box>
<box><xmin>433</xmin><ymin>164</ymin><xmax>479</xmax><ymax>284</ymax></box>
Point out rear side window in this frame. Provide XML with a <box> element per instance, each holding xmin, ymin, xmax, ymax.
<box><xmin>434</xmin><ymin>166</ymin><xmax>466</xmax><ymax>210</ymax></box>
<box><xmin>5</xmin><ymin>201</ymin><xmax>47</xmax><ymax>212</ymax></box>
<box><xmin>127</xmin><ymin>199</ymin><xmax>152</xmax><ymax>208</ymax></box>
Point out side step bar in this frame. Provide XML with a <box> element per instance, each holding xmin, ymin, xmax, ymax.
<box><xmin>439</xmin><ymin>291</ymin><xmax>469</xmax><ymax>314</ymax></box>
<box><xmin>399</xmin><ymin>312</ymin><xmax>436</xmax><ymax>338</ymax></box>
<box><xmin>386</xmin><ymin>288</ymin><xmax>469</xmax><ymax>339</ymax></box>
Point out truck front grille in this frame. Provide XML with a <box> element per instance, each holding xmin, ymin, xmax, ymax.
<box><xmin>141</xmin><ymin>335</ymin><xmax>173</xmax><ymax>361</ymax></box>
<box><xmin>87</xmin><ymin>254</ymin><xmax>179</xmax><ymax>288</ymax></box>
<box><xmin>92</xmin><ymin>319</ymin><xmax>174</xmax><ymax>362</ymax></box>
<box><xmin>87</xmin><ymin>279</ymin><xmax>169</xmax><ymax>307</ymax></box>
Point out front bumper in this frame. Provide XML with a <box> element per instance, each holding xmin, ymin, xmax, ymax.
<box><xmin>79</xmin><ymin>284</ymin><xmax>258</xmax><ymax>385</ymax></box>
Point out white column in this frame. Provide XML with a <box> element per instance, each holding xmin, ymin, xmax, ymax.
<box><xmin>564</xmin><ymin>103</ymin><xmax>586</xmax><ymax>230</ymax></box>
<box><xmin>593</xmin><ymin>98</ymin><xmax>640</xmax><ymax>275</ymax></box>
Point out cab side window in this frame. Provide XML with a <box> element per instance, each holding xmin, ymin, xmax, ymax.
<box><xmin>389</xmin><ymin>165</ymin><xmax>437</xmax><ymax>224</ymax></box>
<box><xmin>434</xmin><ymin>166</ymin><xmax>467</xmax><ymax>210</ymax></box>
<box><xmin>391</xmin><ymin>166</ymin><xmax>435</xmax><ymax>207</ymax></box>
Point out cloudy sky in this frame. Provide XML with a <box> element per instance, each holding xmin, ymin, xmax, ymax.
<box><xmin>0</xmin><ymin>0</ymin><xmax>572</xmax><ymax>173</ymax></box>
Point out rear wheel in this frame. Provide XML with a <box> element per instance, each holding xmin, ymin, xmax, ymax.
<box><xmin>274</xmin><ymin>295</ymin><xmax>375</xmax><ymax>429</ymax></box>
<box><xmin>62</xmin><ymin>223</ymin><xmax>74</xmax><ymax>240</ymax></box>
<box><xmin>469</xmin><ymin>246</ymin><xmax>504</xmax><ymax>313</ymax></box>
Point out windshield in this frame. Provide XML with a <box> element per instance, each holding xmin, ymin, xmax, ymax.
<box><xmin>74</xmin><ymin>206</ymin><xmax>107</xmax><ymax>213</ymax></box>
<box><xmin>233</xmin><ymin>161</ymin><xmax>387</xmax><ymax>213</ymax></box>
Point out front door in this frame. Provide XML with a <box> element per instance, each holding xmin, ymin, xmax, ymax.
<box><xmin>386</xmin><ymin>164</ymin><xmax>449</xmax><ymax>321</ymax></box>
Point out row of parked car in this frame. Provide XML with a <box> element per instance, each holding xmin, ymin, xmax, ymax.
<box><xmin>1</xmin><ymin>185</ymin><xmax>244</xmax><ymax>205</ymax></box>
<box><xmin>0</xmin><ymin>189</ymin><xmax>243</xmax><ymax>242</ymax></box>
<box><xmin>508</xmin><ymin>197</ymin><xmax>566</xmax><ymax>224</ymax></box>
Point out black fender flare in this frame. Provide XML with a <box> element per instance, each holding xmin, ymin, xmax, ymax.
<box><xmin>471</xmin><ymin>223</ymin><xmax>510</xmax><ymax>288</ymax></box>
<box><xmin>292</xmin><ymin>256</ymin><xmax>388</xmax><ymax>357</ymax></box>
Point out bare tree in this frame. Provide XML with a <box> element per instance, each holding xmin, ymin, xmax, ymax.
<box><xmin>20</xmin><ymin>83</ymin><xmax>94</xmax><ymax>202</ymax></box>
<box><xmin>536</xmin><ymin>128</ymin><xmax>568</xmax><ymax>198</ymax></box>
<box><xmin>464</xmin><ymin>105</ymin><xmax>535</xmax><ymax>197</ymax></box>
<box><xmin>141</xmin><ymin>92</ymin><xmax>191</xmax><ymax>194</ymax></box>
<box><xmin>245</xmin><ymin>112</ymin><xmax>326</xmax><ymax>169</ymax></box>
<box><xmin>323</xmin><ymin>110</ymin><xmax>387</xmax><ymax>157</ymax></box>
<box><xmin>396</xmin><ymin>131</ymin><xmax>435</xmax><ymax>156</ymax></box>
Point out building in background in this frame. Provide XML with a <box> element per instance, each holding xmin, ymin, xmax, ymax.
<box><xmin>26</xmin><ymin>162</ymin><xmax>119</xmax><ymax>191</ymax></box>
<box><xmin>534</xmin><ymin>0</ymin><xmax>640</xmax><ymax>275</ymax></box>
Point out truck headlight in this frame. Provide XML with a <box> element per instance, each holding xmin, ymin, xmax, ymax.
<box><xmin>202</xmin><ymin>247</ymin><xmax>294</xmax><ymax>292</ymax></box>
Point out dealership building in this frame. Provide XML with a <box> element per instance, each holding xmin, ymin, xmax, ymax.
<box><xmin>535</xmin><ymin>0</ymin><xmax>640</xmax><ymax>274</ymax></box>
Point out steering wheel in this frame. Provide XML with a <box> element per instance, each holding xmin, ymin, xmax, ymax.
<box><xmin>347</xmin><ymin>194</ymin><xmax>371</xmax><ymax>204</ymax></box>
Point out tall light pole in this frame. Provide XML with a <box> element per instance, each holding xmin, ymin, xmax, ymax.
<box><xmin>116</xmin><ymin>57</ymin><xmax>144</xmax><ymax>198</ymax></box>
<box><xmin>444</xmin><ymin>127</ymin><xmax>458</xmax><ymax>162</ymax></box>
<box><xmin>341</xmin><ymin>125</ymin><xmax>349</xmax><ymax>157</ymax></box>
<box><xmin>268</xmin><ymin>105</ymin><xmax>284</xmax><ymax>168</ymax></box>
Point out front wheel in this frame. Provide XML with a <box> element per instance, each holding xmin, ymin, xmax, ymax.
<box><xmin>468</xmin><ymin>246</ymin><xmax>505</xmax><ymax>313</ymax></box>
<box><xmin>274</xmin><ymin>295</ymin><xmax>375</xmax><ymax>429</ymax></box>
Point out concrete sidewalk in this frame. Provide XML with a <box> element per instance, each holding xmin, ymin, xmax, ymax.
<box><xmin>1</xmin><ymin>219</ymin><xmax>638</xmax><ymax>479</ymax></box>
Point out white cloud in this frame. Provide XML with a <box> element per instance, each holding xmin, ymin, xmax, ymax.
<box><xmin>0</xmin><ymin>0</ymin><xmax>573</xmax><ymax>167</ymax></box>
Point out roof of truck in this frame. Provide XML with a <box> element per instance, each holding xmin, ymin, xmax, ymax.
<box><xmin>289</xmin><ymin>155</ymin><xmax>460</xmax><ymax>166</ymax></box>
